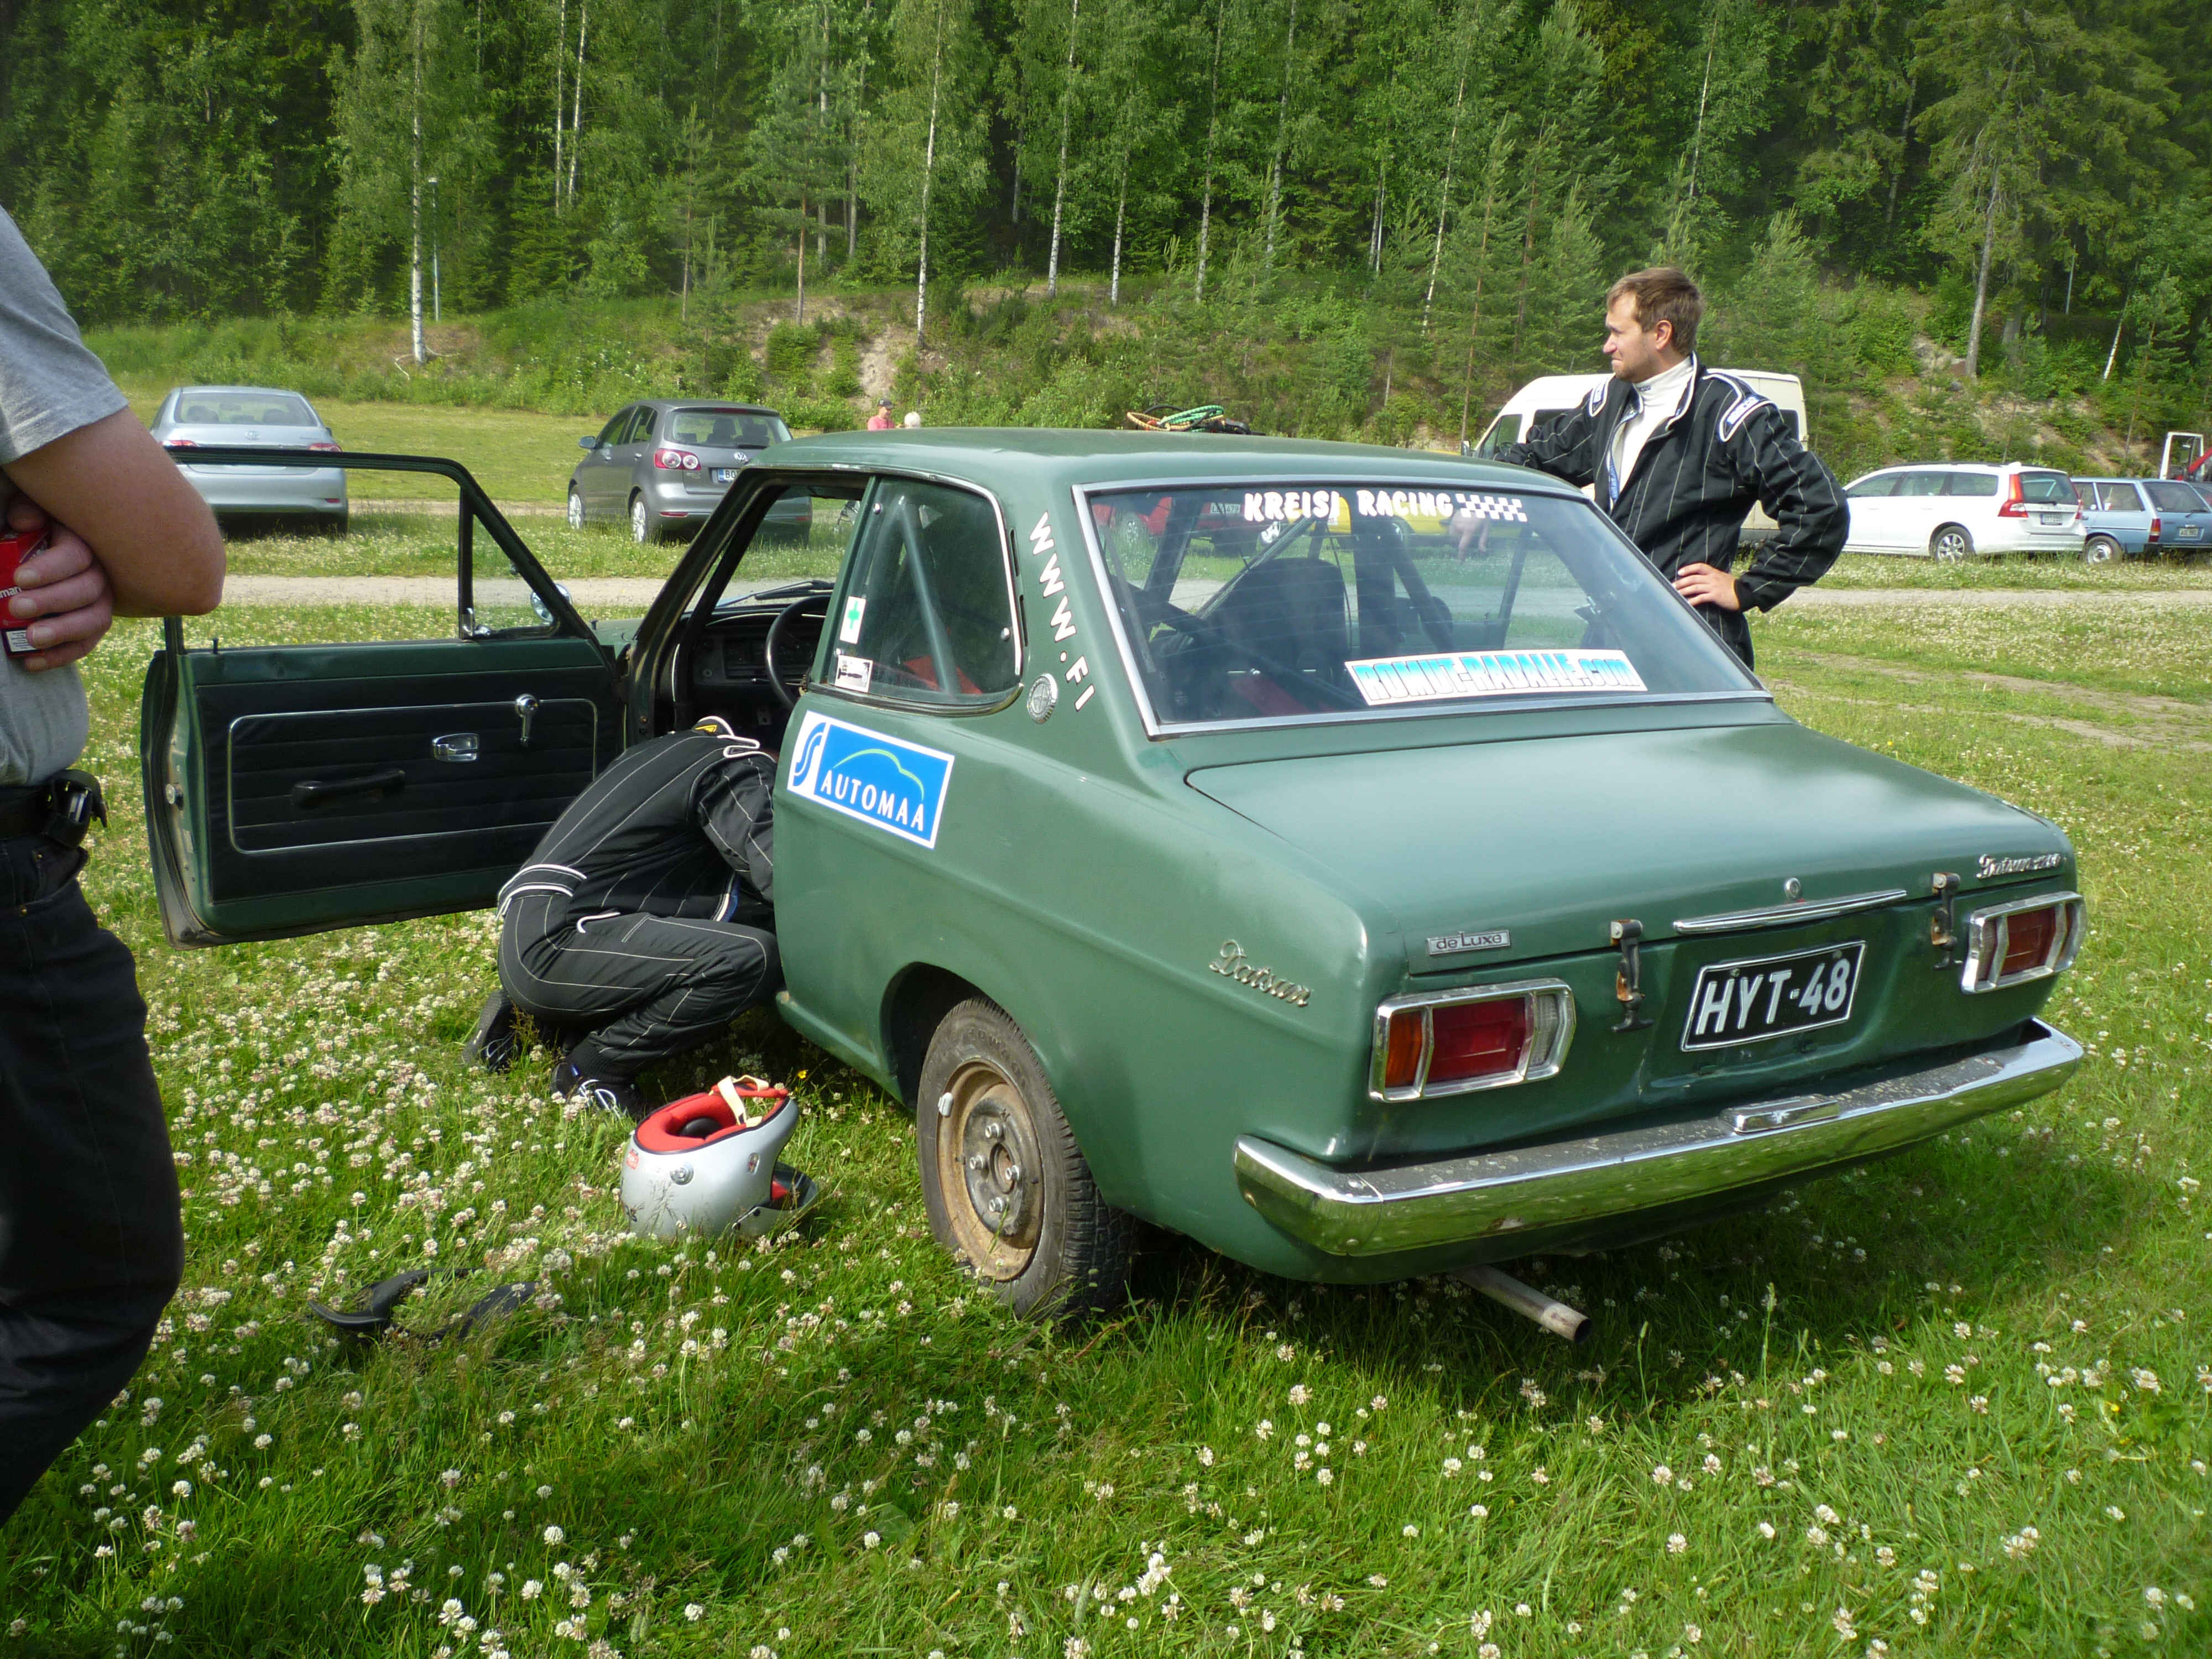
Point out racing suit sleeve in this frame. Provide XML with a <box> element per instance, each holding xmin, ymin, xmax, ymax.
<box><xmin>697</xmin><ymin>751</ymin><xmax>776</xmax><ymax>904</ymax></box>
<box><xmin>1495</xmin><ymin>401</ymin><xmax>1604</xmax><ymax>489</ymax></box>
<box><xmin>1723</xmin><ymin>402</ymin><xmax>1848</xmax><ymax>613</ymax></box>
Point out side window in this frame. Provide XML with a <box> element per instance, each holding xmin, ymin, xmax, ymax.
<box><xmin>1846</xmin><ymin>474</ymin><xmax>1896</xmax><ymax>499</ymax></box>
<box><xmin>1473</xmin><ymin>414</ymin><xmax>1522</xmax><ymax>457</ymax></box>
<box><xmin>1893</xmin><ymin>473</ymin><xmax>1945</xmax><ymax>498</ymax></box>
<box><xmin>632</xmin><ymin>408</ymin><xmax>659</xmax><ymax>444</ymax></box>
<box><xmin>594</xmin><ymin>408</ymin><xmax>631</xmax><ymax>448</ymax></box>
<box><xmin>2105</xmin><ymin>483</ymin><xmax>2144</xmax><ymax>512</ymax></box>
<box><xmin>823</xmin><ymin>480</ymin><xmax>1019</xmax><ymax>708</ymax></box>
<box><xmin>1944</xmin><ymin>472</ymin><xmax>1997</xmax><ymax>497</ymax></box>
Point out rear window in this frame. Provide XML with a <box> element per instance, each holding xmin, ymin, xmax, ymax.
<box><xmin>669</xmin><ymin>408</ymin><xmax>789</xmax><ymax>448</ymax></box>
<box><xmin>174</xmin><ymin>391</ymin><xmax>317</xmax><ymax>426</ymax></box>
<box><xmin>2143</xmin><ymin>481</ymin><xmax>2206</xmax><ymax>512</ymax></box>
<box><xmin>2018</xmin><ymin>471</ymin><xmax>2075</xmax><ymax>503</ymax></box>
<box><xmin>1944</xmin><ymin>472</ymin><xmax>1997</xmax><ymax>497</ymax></box>
<box><xmin>1086</xmin><ymin>482</ymin><xmax>1757</xmax><ymax>730</ymax></box>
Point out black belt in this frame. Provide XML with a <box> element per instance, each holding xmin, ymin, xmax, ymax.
<box><xmin>0</xmin><ymin>770</ymin><xmax>106</xmax><ymax>845</ymax></box>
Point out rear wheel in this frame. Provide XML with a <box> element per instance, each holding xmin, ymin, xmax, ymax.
<box><xmin>1930</xmin><ymin>523</ymin><xmax>1974</xmax><ymax>562</ymax></box>
<box><xmin>2085</xmin><ymin>534</ymin><xmax>2121</xmax><ymax>566</ymax></box>
<box><xmin>630</xmin><ymin>493</ymin><xmax>660</xmax><ymax>545</ymax></box>
<box><xmin>916</xmin><ymin>998</ymin><xmax>1133</xmax><ymax>1322</ymax></box>
<box><xmin>567</xmin><ymin>488</ymin><xmax>586</xmax><ymax>530</ymax></box>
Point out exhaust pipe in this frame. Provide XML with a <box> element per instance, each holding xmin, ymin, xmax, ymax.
<box><xmin>1455</xmin><ymin>1264</ymin><xmax>1591</xmax><ymax>1345</ymax></box>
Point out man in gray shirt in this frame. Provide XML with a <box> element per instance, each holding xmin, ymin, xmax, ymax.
<box><xmin>0</xmin><ymin>206</ymin><xmax>225</xmax><ymax>1524</ymax></box>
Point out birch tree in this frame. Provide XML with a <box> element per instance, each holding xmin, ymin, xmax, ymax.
<box><xmin>865</xmin><ymin>0</ymin><xmax>985</xmax><ymax>347</ymax></box>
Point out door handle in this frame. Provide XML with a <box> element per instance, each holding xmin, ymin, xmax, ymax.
<box><xmin>514</xmin><ymin>693</ymin><xmax>540</xmax><ymax>748</ymax></box>
<box><xmin>291</xmin><ymin>767</ymin><xmax>408</xmax><ymax>810</ymax></box>
<box><xmin>432</xmin><ymin>733</ymin><xmax>480</xmax><ymax>763</ymax></box>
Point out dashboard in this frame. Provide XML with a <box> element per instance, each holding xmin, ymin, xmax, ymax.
<box><xmin>682</xmin><ymin>601</ymin><xmax>825</xmax><ymax>744</ymax></box>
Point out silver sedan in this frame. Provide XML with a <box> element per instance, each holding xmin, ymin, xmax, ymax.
<box><xmin>152</xmin><ymin>385</ymin><xmax>348</xmax><ymax>532</ymax></box>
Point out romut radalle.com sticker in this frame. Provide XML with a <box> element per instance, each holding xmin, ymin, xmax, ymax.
<box><xmin>786</xmin><ymin>710</ymin><xmax>954</xmax><ymax>848</ymax></box>
<box><xmin>1347</xmin><ymin>649</ymin><xmax>1646</xmax><ymax>707</ymax></box>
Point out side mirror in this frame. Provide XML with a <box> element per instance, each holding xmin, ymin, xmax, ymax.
<box><xmin>529</xmin><ymin>581</ymin><xmax>576</xmax><ymax>626</ymax></box>
<box><xmin>578</xmin><ymin>435</ymin><xmax>597</xmax><ymax>451</ymax></box>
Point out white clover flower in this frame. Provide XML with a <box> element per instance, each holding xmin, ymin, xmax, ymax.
<box><xmin>862</xmin><ymin>1531</ymin><xmax>880</xmax><ymax>1550</ymax></box>
<box><xmin>1198</xmin><ymin>1446</ymin><xmax>1214</xmax><ymax>1467</ymax></box>
<box><xmin>543</xmin><ymin>1525</ymin><xmax>565</xmax><ymax>1546</ymax></box>
<box><xmin>1469</xmin><ymin>1503</ymin><xmax>1486</xmax><ymax>1517</ymax></box>
<box><xmin>1652</xmin><ymin>1464</ymin><xmax>1673</xmax><ymax>1485</ymax></box>
<box><xmin>1757</xmin><ymin>1521</ymin><xmax>1777</xmax><ymax>1540</ymax></box>
<box><xmin>1288</xmin><ymin>1384</ymin><xmax>1311</xmax><ymax>1406</ymax></box>
<box><xmin>1315</xmin><ymin>1468</ymin><xmax>1333</xmax><ymax>1486</ymax></box>
<box><xmin>520</xmin><ymin>1580</ymin><xmax>542</xmax><ymax>1601</ymax></box>
<box><xmin>1667</xmin><ymin>1533</ymin><xmax>1687</xmax><ymax>1554</ymax></box>
<box><xmin>684</xmin><ymin>1604</ymin><xmax>705</xmax><ymax>1621</ymax></box>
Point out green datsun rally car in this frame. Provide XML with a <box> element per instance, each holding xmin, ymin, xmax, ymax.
<box><xmin>140</xmin><ymin>432</ymin><xmax>2086</xmax><ymax>1321</ymax></box>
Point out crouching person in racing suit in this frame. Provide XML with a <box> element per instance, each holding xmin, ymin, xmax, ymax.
<box><xmin>474</xmin><ymin>718</ymin><xmax>778</xmax><ymax>1118</ymax></box>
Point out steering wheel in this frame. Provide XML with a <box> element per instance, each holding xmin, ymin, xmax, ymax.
<box><xmin>763</xmin><ymin>593</ymin><xmax>831</xmax><ymax>708</ymax></box>
<box><xmin>1150</xmin><ymin>601</ymin><xmax>1365</xmax><ymax>712</ymax></box>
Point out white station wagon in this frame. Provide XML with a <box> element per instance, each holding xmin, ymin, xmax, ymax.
<box><xmin>1842</xmin><ymin>462</ymin><xmax>2084</xmax><ymax>560</ymax></box>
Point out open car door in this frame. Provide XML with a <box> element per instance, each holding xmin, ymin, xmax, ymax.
<box><xmin>139</xmin><ymin>450</ymin><xmax>623</xmax><ymax>945</ymax></box>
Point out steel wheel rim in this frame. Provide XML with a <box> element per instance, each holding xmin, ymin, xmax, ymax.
<box><xmin>935</xmin><ymin>1058</ymin><xmax>1044</xmax><ymax>1280</ymax></box>
<box><xmin>568</xmin><ymin>492</ymin><xmax>585</xmax><ymax>529</ymax></box>
<box><xmin>2086</xmin><ymin>536</ymin><xmax>2116</xmax><ymax>565</ymax></box>
<box><xmin>631</xmin><ymin>498</ymin><xmax>649</xmax><ymax>543</ymax></box>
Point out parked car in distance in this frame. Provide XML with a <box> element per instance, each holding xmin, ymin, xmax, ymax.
<box><xmin>138</xmin><ymin>432</ymin><xmax>2085</xmax><ymax>1324</ymax></box>
<box><xmin>2073</xmin><ymin>478</ymin><xmax>2158</xmax><ymax>564</ymax></box>
<box><xmin>1473</xmin><ymin>368</ymin><xmax>1808</xmax><ymax>546</ymax></box>
<box><xmin>570</xmin><ymin>399</ymin><xmax>802</xmax><ymax>545</ymax></box>
<box><xmin>2136</xmin><ymin>477</ymin><xmax>2212</xmax><ymax>556</ymax></box>
<box><xmin>1841</xmin><ymin>461</ymin><xmax>2083</xmax><ymax>560</ymax></box>
<box><xmin>151</xmin><ymin>385</ymin><xmax>347</xmax><ymax>533</ymax></box>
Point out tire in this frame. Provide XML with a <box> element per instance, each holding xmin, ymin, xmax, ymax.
<box><xmin>567</xmin><ymin>488</ymin><xmax>586</xmax><ymax>530</ymax></box>
<box><xmin>915</xmin><ymin>998</ymin><xmax>1134</xmax><ymax>1323</ymax></box>
<box><xmin>325</xmin><ymin>509</ymin><xmax>350</xmax><ymax>538</ymax></box>
<box><xmin>1930</xmin><ymin>523</ymin><xmax>1974</xmax><ymax>562</ymax></box>
<box><xmin>2085</xmin><ymin>534</ymin><xmax>2120</xmax><ymax>566</ymax></box>
<box><xmin>630</xmin><ymin>493</ymin><xmax>659</xmax><ymax>545</ymax></box>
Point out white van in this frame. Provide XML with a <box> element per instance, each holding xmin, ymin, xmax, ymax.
<box><xmin>1470</xmin><ymin>369</ymin><xmax>1808</xmax><ymax>545</ymax></box>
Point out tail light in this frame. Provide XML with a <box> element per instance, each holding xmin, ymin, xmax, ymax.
<box><xmin>1370</xmin><ymin>980</ymin><xmax>1575</xmax><ymax>1100</ymax></box>
<box><xmin>309</xmin><ymin>441</ymin><xmax>342</xmax><ymax>453</ymax></box>
<box><xmin>163</xmin><ymin>437</ymin><xmax>198</xmax><ymax>449</ymax></box>
<box><xmin>2149</xmin><ymin>515</ymin><xmax>2162</xmax><ymax>545</ymax></box>
<box><xmin>1959</xmin><ymin>892</ymin><xmax>2085</xmax><ymax>993</ymax></box>
<box><xmin>1997</xmin><ymin>475</ymin><xmax>2027</xmax><ymax>518</ymax></box>
<box><xmin>653</xmin><ymin>447</ymin><xmax>702</xmax><ymax>472</ymax></box>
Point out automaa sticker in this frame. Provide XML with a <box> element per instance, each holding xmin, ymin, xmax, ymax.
<box><xmin>787</xmin><ymin>710</ymin><xmax>954</xmax><ymax>849</ymax></box>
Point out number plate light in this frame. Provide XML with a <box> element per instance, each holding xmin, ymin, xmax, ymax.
<box><xmin>1959</xmin><ymin>892</ymin><xmax>2084</xmax><ymax>993</ymax></box>
<box><xmin>1370</xmin><ymin>980</ymin><xmax>1575</xmax><ymax>1102</ymax></box>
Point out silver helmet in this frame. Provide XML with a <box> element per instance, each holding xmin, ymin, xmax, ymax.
<box><xmin>621</xmin><ymin>1076</ymin><xmax>800</xmax><ymax>1239</ymax></box>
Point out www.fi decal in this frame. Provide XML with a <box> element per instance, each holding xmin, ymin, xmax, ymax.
<box><xmin>1029</xmin><ymin>510</ymin><xmax>1093</xmax><ymax>711</ymax></box>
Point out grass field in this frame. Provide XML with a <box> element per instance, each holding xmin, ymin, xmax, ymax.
<box><xmin>2</xmin><ymin>601</ymin><xmax>2208</xmax><ymax>1657</ymax></box>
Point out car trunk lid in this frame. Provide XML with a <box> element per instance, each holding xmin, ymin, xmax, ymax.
<box><xmin>1186</xmin><ymin>721</ymin><xmax>2073</xmax><ymax>1144</ymax></box>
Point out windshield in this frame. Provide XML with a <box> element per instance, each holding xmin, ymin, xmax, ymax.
<box><xmin>1086</xmin><ymin>482</ymin><xmax>1759</xmax><ymax>728</ymax></box>
<box><xmin>669</xmin><ymin>408</ymin><xmax>789</xmax><ymax>448</ymax></box>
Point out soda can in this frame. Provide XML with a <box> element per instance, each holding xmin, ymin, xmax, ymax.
<box><xmin>0</xmin><ymin>526</ymin><xmax>53</xmax><ymax>660</ymax></box>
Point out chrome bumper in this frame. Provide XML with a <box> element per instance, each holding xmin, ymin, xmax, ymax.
<box><xmin>1234</xmin><ymin>1020</ymin><xmax>2081</xmax><ymax>1258</ymax></box>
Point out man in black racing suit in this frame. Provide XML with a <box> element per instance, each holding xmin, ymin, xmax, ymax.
<box><xmin>1493</xmin><ymin>266</ymin><xmax>1846</xmax><ymax>669</ymax></box>
<box><xmin>469</xmin><ymin>718</ymin><xmax>778</xmax><ymax>1118</ymax></box>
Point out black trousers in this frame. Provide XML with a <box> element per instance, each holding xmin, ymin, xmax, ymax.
<box><xmin>498</xmin><ymin>893</ymin><xmax>780</xmax><ymax>1079</ymax></box>
<box><xmin>0</xmin><ymin>835</ymin><xmax>181</xmax><ymax>1524</ymax></box>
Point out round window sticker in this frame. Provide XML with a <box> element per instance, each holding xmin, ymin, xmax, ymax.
<box><xmin>1025</xmin><ymin>674</ymin><xmax>1059</xmax><ymax>722</ymax></box>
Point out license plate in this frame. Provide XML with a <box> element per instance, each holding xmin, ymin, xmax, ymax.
<box><xmin>713</xmin><ymin>468</ymin><xmax>738</xmax><ymax>483</ymax></box>
<box><xmin>2036</xmin><ymin>513</ymin><xmax>2065</xmax><ymax>526</ymax></box>
<box><xmin>1681</xmin><ymin>941</ymin><xmax>1864</xmax><ymax>1051</ymax></box>
<box><xmin>2180</xmin><ymin>525</ymin><xmax>2203</xmax><ymax>540</ymax></box>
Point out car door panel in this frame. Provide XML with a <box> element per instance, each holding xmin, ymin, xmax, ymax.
<box><xmin>142</xmin><ymin>450</ymin><xmax>619</xmax><ymax>946</ymax></box>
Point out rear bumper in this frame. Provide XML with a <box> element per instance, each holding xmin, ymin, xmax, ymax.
<box><xmin>184</xmin><ymin>469</ymin><xmax>348</xmax><ymax>513</ymax></box>
<box><xmin>1233</xmin><ymin>1020</ymin><xmax>2081</xmax><ymax>1258</ymax></box>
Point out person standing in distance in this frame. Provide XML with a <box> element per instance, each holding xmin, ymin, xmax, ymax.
<box><xmin>1493</xmin><ymin>267</ymin><xmax>1845</xmax><ymax>669</ymax></box>
<box><xmin>0</xmin><ymin>206</ymin><xmax>225</xmax><ymax>1525</ymax></box>
<box><xmin>866</xmin><ymin>398</ymin><xmax>895</xmax><ymax>431</ymax></box>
